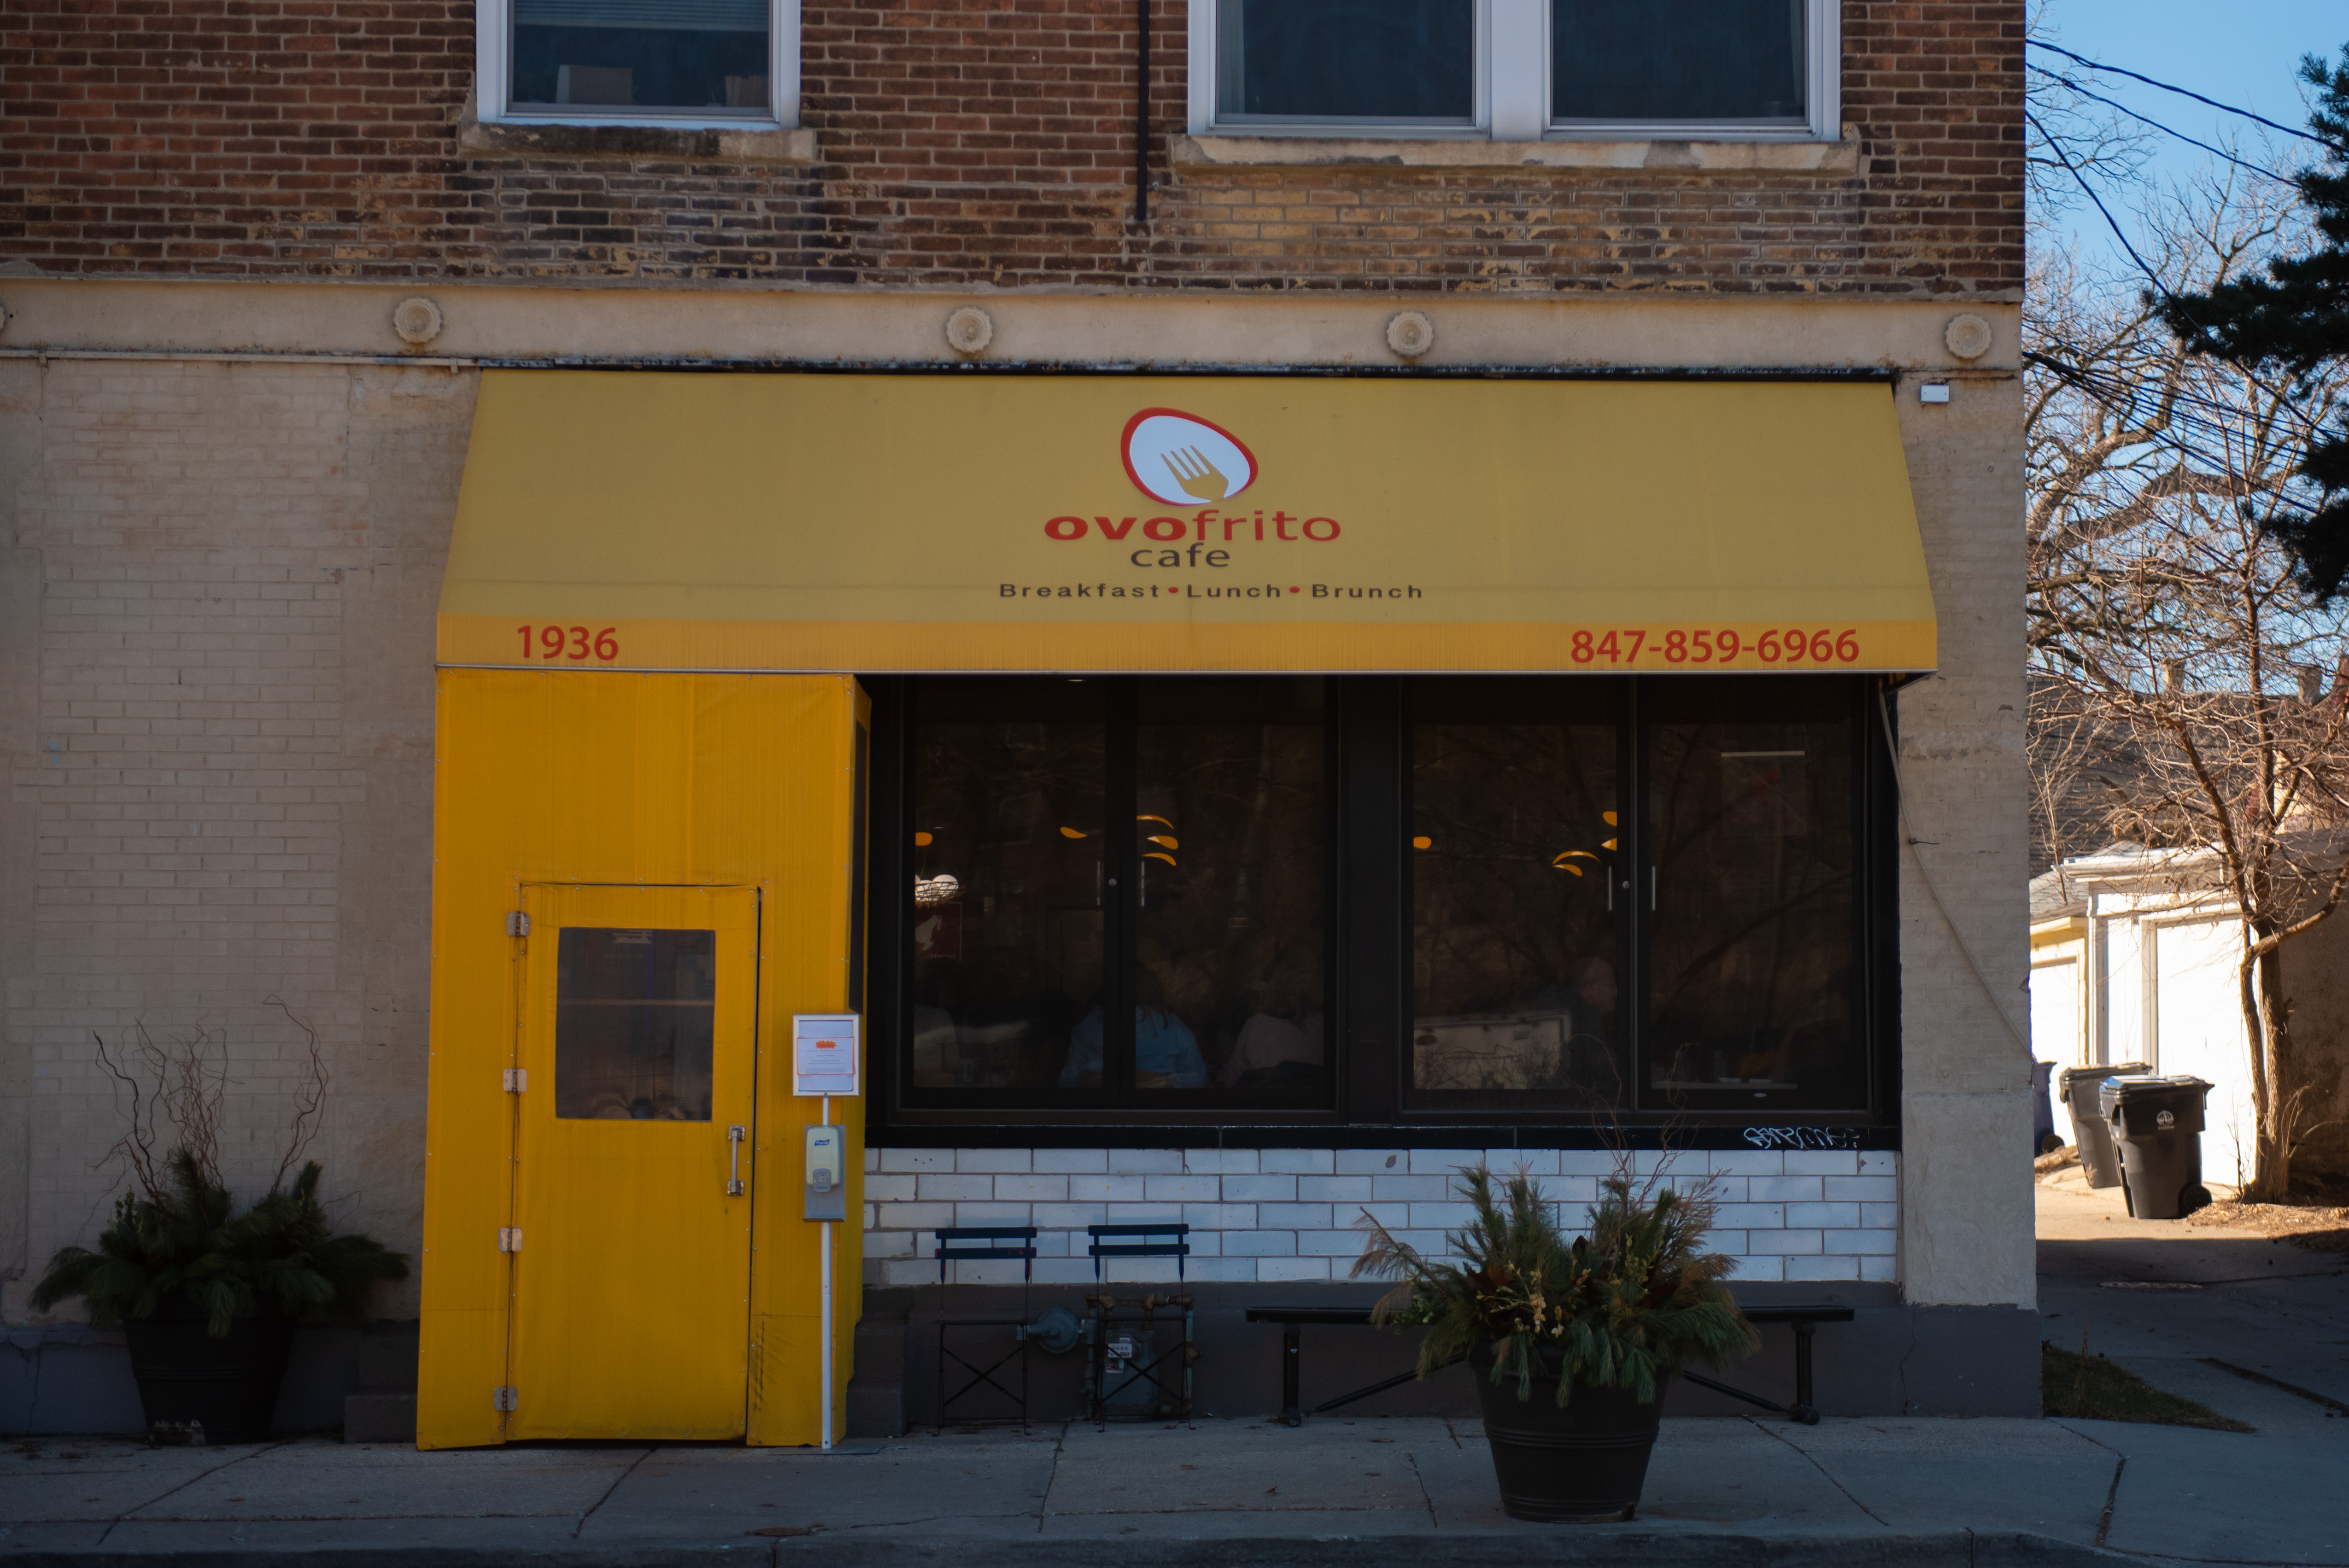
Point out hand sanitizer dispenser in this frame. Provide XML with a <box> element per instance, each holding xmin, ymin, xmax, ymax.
<box><xmin>804</xmin><ymin>1124</ymin><xmax>847</xmax><ymax>1222</ymax></box>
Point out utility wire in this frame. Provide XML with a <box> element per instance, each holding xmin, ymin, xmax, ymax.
<box><xmin>2026</xmin><ymin>108</ymin><xmax>2186</xmax><ymax>303</ymax></box>
<box><xmin>2028</xmin><ymin>40</ymin><xmax>2330</xmax><ymax>148</ymax></box>
<box><xmin>2027</xmin><ymin>107</ymin><xmax>2331</xmax><ymax>466</ymax></box>
<box><xmin>2026</xmin><ymin>62</ymin><xmax>2295</xmax><ymax>182</ymax></box>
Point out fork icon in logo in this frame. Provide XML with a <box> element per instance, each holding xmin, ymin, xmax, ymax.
<box><xmin>1163</xmin><ymin>446</ymin><xmax>1230</xmax><ymax>502</ymax></box>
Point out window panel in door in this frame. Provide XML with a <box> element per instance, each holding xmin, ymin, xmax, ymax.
<box><xmin>554</xmin><ymin>927</ymin><xmax>716</xmax><ymax>1121</ymax></box>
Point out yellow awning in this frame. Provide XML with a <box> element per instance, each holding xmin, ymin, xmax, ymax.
<box><xmin>439</xmin><ymin>370</ymin><xmax>1936</xmax><ymax>673</ymax></box>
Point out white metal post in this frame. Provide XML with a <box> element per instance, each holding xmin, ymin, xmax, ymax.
<box><xmin>820</xmin><ymin>1092</ymin><xmax>833</xmax><ymax>1451</ymax></box>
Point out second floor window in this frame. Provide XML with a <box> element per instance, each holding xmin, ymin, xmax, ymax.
<box><xmin>484</xmin><ymin>0</ymin><xmax>795</xmax><ymax>124</ymax></box>
<box><xmin>1201</xmin><ymin>0</ymin><xmax>1827</xmax><ymax>136</ymax></box>
<box><xmin>1552</xmin><ymin>0</ymin><xmax>1805</xmax><ymax>122</ymax></box>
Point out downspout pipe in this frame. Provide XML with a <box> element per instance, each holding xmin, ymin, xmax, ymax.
<box><xmin>1135</xmin><ymin>0</ymin><xmax>1151</xmax><ymax>224</ymax></box>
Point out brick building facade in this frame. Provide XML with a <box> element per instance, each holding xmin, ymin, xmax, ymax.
<box><xmin>6</xmin><ymin>0</ymin><xmax>2017</xmax><ymax>291</ymax></box>
<box><xmin>2</xmin><ymin>0</ymin><xmax>2033</xmax><ymax>1439</ymax></box>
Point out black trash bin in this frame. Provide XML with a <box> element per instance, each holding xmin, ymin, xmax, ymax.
<box><xmin>2032</xmin><ymin>1060</ymin><xmax>2061</xmax><ymax>1155</ymax></box>
<box><xmin>2060</xmin><ymin>1061</ymin><xmax>2150</xmax><ymax>1188</ymax></box>
<box><xmin>2098</xmin><ymin>1075</ymin><xmax>2214</xmax><ymax>1219</ymax></box>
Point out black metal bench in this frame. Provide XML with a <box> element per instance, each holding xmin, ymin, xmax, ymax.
<box><xmin>1245</xmin><ymin>1301</ymin><xmax>1854</xmax><ymax>1427</ymax></box>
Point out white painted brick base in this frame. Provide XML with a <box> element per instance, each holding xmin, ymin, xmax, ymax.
<box><xmin>862</xmin><ymin>1147</ymin><xmax>1898</xmax><ymax>1288</ymax></box>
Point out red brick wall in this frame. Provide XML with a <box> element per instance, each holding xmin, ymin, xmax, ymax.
<box><xmin>0</xmin><ymin>0</ymin><xmax>2021</xmax><ymax>294</ymax></box>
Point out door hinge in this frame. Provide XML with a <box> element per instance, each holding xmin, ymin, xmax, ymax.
<box><xmin>498</xmin><ymin>1227</ymin><xmax>523</xmax><ymax>1252</ymax></box>
<box><xmin>506</xmin><ymin>911</ymin><xmax>530</xmax><ymax>937</ymax></box>
<box><xmin>493</xmin><ymin>1386</ymin><xmax>519</xmax><ymax>1413</ymax></box>
<box><xmin>503</xmin><ymin>1067</ymin><xmax>527</xmax><ymax>1093</ymax></box>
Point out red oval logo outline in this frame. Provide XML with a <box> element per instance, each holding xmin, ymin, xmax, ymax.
<box><xmin>1120</xmin><ymin>407</ymin><xmax>1261</xmax><ymax>505</ymax></box>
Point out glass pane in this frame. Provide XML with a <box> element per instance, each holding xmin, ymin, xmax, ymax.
<box><xmin>910</xmin><ymin>685</ymin><xmax>1106</xmax><ymax>1095</ymax></box>
<box><xmin>555</xmin><ymin>927</ymin><xmax>716</xmax><ymax>1120</ymax></box>
<box><xmin>1409</xmin><ymin>684</ymin><xmax>1624</xmax><ymax>1110</ymax></box>
<box><xmin>513</xmin><ymin>0</ymin><xmax>771</xmax><ymax>115</ymax></box>
<box><xmin>1646</xmin><ymin>686</ymin><xmax>1861</xmax><ymax>1110</ymax></box>
<box><xmin>1553</xmin><ymin>0</ymin><xmax>1805</xmax><ymax>121</ymax></box>
<box><xmin>1131</xmin><ymin>679</ymin><xmax>1328</xmax><ymax>1103</ymax></box>
<box><xmin>1217</xmin><ymin>0</ymin><xmax>1473</xmax><ymax>121</ymax></box>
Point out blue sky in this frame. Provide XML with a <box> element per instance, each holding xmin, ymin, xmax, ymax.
<box><xmin>2033</xmin><ymin>0</ymin><xmax>2346</xmax><ymax>268</ymax></box>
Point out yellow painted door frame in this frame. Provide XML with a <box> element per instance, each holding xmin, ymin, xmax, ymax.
<box><xmin>420</xmin><ymin>669</ymin><xmax>865</xmax><ymax>1449</ymax></box>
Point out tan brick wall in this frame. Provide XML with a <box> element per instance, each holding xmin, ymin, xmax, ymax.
<box><xmin>0</xmin><ymin>0</ymin><xmax>2021</xmax><ymax>294</ymax></box>
<box><xmin>0</xmin><ymin>360</ymin><xmax>468</xmax><ymax>1318</ymax></box>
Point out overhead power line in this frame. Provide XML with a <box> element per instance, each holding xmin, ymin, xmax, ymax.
<box><xmin>2027</xmin><ymin>40</ymin><xmax>2330</xmax><ymax>148</ymax></box>
<box><xmin>2025</xmin><ymin>62</ymin><xmax>2295</xmax><ymax>182</ymax></box>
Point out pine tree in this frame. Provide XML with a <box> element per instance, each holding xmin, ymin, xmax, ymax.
<box><xmin>2157</xmin><ymin>48</ymin><xmax>2349</xmax><ymax>596</ymax></box>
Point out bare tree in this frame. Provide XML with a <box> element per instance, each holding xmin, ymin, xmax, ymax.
<box><xmin>92</xmin><ymin>995</ymin><xmax>332</xmax><ymax>1206</ymax></box>
<box><xmin>2027</xmin><ymin>168</ymin><xmax>2349</xmax><ymax>1199</ymax></box>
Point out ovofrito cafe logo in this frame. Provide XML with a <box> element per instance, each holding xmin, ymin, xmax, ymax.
<box><xmin>1121</xmin><ymin>408</ymin><xmax>1259</xmax><ymax>505</ymax></box>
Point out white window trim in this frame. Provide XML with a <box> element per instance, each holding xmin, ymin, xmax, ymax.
<box><xmin>476</xmin><ymin>0</ymin><xmax>800</xmax><ymax>129</ymax></box>
<box><xmin>1189</xmin><ymin>0</ymin><xmax>1839</xmax><ymax>143</ymax></box>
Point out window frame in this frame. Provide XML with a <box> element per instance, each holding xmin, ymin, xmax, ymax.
<box><xmin>863</xmin><ymin>672</ymin><xmax>1902</xmax><ymax>1146</ymax></box>
<box><xmin>475</xmin><ymin>0</ymin><xmax>800</xmax><ymax>129</ymax></box>
<box><xmin>1188</xmin><ymin>0</ymin><xmax>1839</xmax><ymax>142</ymax></box>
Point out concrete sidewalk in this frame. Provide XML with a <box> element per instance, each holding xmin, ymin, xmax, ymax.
<box><xmin>6</xmin><ymin>1402</ymin><xmax>2346</xmax><ymax>1568</ymax></box>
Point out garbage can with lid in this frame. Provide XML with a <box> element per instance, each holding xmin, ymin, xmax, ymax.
<box><xmin>2098</xmin><ymin>1075</ymin><xmax>2214</xmax><ymax>1218</ymax></box>
<box><xmin>2060</xmin><ymin>1061</ymin><xmax>2150</xmax><ymax>1188</ymax></box>
<box><xmin>2032</xmin><ymin>1060</ymin><xmax>2061</xmax><ymax>1155</ymax></box>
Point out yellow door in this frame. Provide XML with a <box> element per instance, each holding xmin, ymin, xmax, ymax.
<box><xmin>506</xmin><ymin>883</ymin><xmax>759</xmax><ymax>1439</ymax></box>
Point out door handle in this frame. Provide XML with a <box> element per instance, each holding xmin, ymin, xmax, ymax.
<box><xmin>727</xmin><ymin>1125</ymin><xmax>747</xmax><ymax>1196</ymax></box>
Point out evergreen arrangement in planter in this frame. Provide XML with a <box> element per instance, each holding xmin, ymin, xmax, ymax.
<box><xmin>1354</xmin><ymin>1164</ymin><xmax>1755</xmax><ymax>1521</ymax></box>
<box><xmin>31</xmin><ymin>1011</ymin><xmax>410</xmax><ymax>1444</ymax></box>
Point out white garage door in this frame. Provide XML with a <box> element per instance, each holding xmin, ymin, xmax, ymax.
<box><xmin>2152</xmin><ymin>919</ymin><xmax>2259</xmax><ymax>1188</ymax></box>
<box><xmin>2030</xmin><ymin>959</ymin><xmax>2085</xmax><ymax>1141</ymax></box>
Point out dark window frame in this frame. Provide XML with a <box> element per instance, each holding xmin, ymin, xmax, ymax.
<box><xmin>862</xmin><ymin>673</ymin><xmax>1902</xmax><ymax>1149</ymax></box>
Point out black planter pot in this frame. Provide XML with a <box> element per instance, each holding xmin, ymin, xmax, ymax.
<box><xmin>1469</xmin><ymin>1343</ymin><xmax>1669</xmax><ymax>1522</ymax></box>
<box><xmin>121</xmin><ymin>1308</ymin><xmax>295</xmax><ymax>1444</ymax></box>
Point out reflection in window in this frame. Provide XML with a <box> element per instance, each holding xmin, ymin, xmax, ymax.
<box><xmin>1552</xmin><ymin>0</ymin><xmax>1805</xmax><ymax>122</ymax></box>
<box><xmin>512</xmin><ymin>0</ymin><xmax>772</xmax><ymax>116</ymax></box>
<box><xmin>1647</xmin><ymin>690</ymin><xmax>1861</xmax><ymax>1110</ymax></box>
<box><xmin>1410</xmin><ymin>684</ymin><xmax>1624</xmax><ymax>1110</ymax></box>
<box><xmin>909</xmin><ymin>686</ymin><xmax>1105</xmax><ymax>1094</ymax></box>
<box><xmin>554</xmin><ymin>927</ymin><xmax>716</xmax><ymax>1120</ymax></box>
<box><xmin>1128</xmin><ymin>679</ymin><xmax>1326</xmax><ymax>1101</ymax></box>
<box><xmin>1216</xmin><ymin>0</ymin><xmax>1474</xmax><ymax>122</ymax></box>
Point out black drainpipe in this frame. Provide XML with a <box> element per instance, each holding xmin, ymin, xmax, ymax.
<box><xmin>1135</xmin><ymin>0</ymin><xmax>1151</xmax><ymax>224</ymax></box>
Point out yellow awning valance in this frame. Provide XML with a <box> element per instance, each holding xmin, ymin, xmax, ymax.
<box><xmin>439</xmin><ymin>370</ymin><xmax>1936</xmax><ymax>673</ymax></box>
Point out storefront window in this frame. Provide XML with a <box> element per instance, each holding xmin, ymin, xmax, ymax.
<box><xmin>554</xmin><ymin>927</ymin><xmax>716</xmax><ymax>1120</ymax></box>
<box><xmin>879</xmin><ymin>674</ymin><xmax>1884</xmax><ymax>1131</ymax></box>
<box><xmin>1644</xmin><ymin>679</ymin><xmax>1865</xmax><ymax>1110</ymax></box>
<box><xmin>905</xmin><ymin>678</ymin><xmax>1330</xmax><ymax>1110</ymax></box>
<box><xmin>1408</xmin><ymin>680</ymin><xmax>1627</xmax><ymax>1111</ymax></box>
<box><xmin>1134</xmin><ymin>679</ymin><xmax>1328</xmax><ymax>1100</ymax></box>
<box><xmin>908</xmin><ymin>682</ymin><xmax>1106</xmax><ymax>1097</ymax></box>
